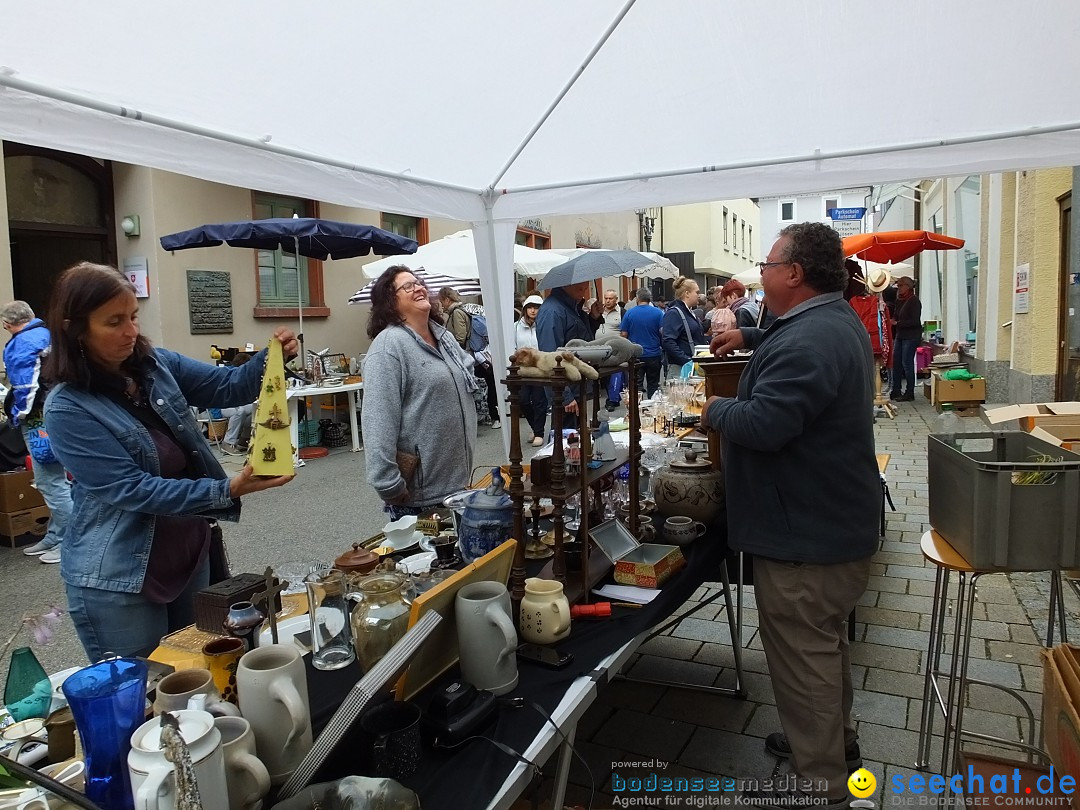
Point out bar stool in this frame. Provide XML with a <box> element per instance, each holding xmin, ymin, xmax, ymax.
<box><xmin>916</xmin><ymin>529</ymin><xmax>1070</xmax><ymax>777</ymax></box>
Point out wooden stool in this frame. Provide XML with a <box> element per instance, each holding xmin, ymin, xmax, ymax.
<box><xmin>916</xmin><ymin>530</ymin><xmax>1070</xmax><ymax>778</ymax></box>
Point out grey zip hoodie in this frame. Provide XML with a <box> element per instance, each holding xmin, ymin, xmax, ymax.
<box><xmin>361</xmin><ymin>322</ymin><xmax>478</xmax><ymax>507</ymax></box>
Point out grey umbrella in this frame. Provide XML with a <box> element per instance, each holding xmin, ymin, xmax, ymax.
<box><xmin>536</xmin><ymin>249</ymin><xmax>655</xmax><ymax>290</ymax></box>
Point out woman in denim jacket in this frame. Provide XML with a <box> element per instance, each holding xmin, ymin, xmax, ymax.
<box><xmin>43</xmin><ymin>263</ymin><xmax>296</xmax><ymax>661</ymax></box>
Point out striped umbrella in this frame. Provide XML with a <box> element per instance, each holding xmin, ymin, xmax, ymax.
<box><xmin>348</xmin><ymin>267</ymin><xmax>483</xmax><ymax>304</ymax></box>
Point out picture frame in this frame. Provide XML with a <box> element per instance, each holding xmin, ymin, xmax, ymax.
<box><xmin>319</xmin><ymin>353</ymin><xmax>349</xmax><ymax>376</ymax></box>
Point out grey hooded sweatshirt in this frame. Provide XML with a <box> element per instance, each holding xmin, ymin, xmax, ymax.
<box><xmin>361</xmin><ymin>322</ymin><xmax>478</xmax><ymax>507</ymax></box>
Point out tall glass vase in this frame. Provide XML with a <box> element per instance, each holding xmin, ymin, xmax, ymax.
<box><xmin>3</xmin><ymin>646</ymin><xmax>51</xmax><ymax>721</ymax></box>
<box><xmin>62</xmin><ymin>657</ymin><xmax>148</xmax><ymax>810</ymax></box>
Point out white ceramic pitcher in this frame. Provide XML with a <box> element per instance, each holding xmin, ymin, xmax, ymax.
<box><xmin>127</xmin><ymin>709</ymin><xmax>228</xmax><ymax>810</ymax></box>
<box><xmin>455</xmin><ymin>581</ymin><xmax>518</xmax><ymax>695</ymax></box>
<box><xmin>236</xmin><ymin>644</ymin><xmax>312</xmax><ymax>785</ymax></box>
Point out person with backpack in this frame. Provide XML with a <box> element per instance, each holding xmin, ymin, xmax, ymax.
<box><xmin>1</xmin><ymin>300</ymin><xmax>73</xmax><ymax>565</ymax></box>
<box><xmin>439</xmin><ymin>287</ymin><xmax>501</xmax><ymax>429</ymax></box>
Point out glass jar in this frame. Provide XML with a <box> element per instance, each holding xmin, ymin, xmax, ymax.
<box><xmin>348</xmin><ymin>572</ymin><xmax>413</xmax><ymax>671</ymax></box>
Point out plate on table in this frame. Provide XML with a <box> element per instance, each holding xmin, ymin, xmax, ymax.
<box><xmin>258</xmin><ymin>614</ymin><xmax>313</xmax><ymax>652</ymax></box>
<box><xmin>398</xmin><ymin>551</ymin><xmax>437</xmax><ymax>574</ymax></box>
<box><xmin>382</xmin><ymin>530</ymin><xmax>423</xmax><ymax>554</ymax></box>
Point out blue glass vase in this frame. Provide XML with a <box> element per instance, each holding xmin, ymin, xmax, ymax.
<box><xmin>3</xmin><ymin>646</ymin><xmax>51</xmax><ymax>721</ymax></box>
<box><xmin>62</xmin><ymin>658</ymin><xmax>147</xmax><ymax>810</ymax></box>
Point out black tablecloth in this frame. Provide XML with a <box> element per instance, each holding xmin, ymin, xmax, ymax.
<box><xmin>300</xmin><ymin>533</ymin><xmax>729</xmax><ymax>809</ymax></box>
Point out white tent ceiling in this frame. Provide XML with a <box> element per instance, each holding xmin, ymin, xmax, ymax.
<box><xmin>2</xmin><ymin>0</ymin><xmax>1080</xmax><ymax>450</ymax></box>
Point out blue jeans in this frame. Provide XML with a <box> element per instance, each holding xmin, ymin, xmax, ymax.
<box><xmin>66</xmin><ymin>556</ymin><xmax>210</xmax><ymax>662</ymax></box>
<box><xmin>891</xmin><ymin>338</ymin><xmax>918</xmax><ymax>397</ymax></box>
<box><xmin>219</xmin><ymin>404</ymin><xmax>253</xmax><ymax>445</ymax></box>
<box><xmin>20</xmin><ymin>425</ymin><xmax>72</xmax><ymax>551</ymax></box>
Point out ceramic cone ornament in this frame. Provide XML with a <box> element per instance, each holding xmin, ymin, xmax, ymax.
<box><xmin>248</xmin><ymin>337</ymin><xmax>295</xmax><ymax>476</ymax></box>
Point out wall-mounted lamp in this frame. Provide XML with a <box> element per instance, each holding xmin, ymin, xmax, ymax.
<box><xmin>120</xmin><ymin>215</ymin><xmax>140</xmax><ymax>237</ymax></box>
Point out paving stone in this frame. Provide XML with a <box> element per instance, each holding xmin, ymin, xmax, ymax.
<box><xmin>652</xmin><ymin>688</ymin><xmax>755</xmax><ymax>734</ymax></box>
<box><xmin>1008</xmin><ymin>623</ymin><xmax>1040</xmax><ymax>645</ymax></box>
<box><xmin>1019</xmin><ymin>664</ymin><xmax>1043</xmax><ymax>692</ymax></box>
<box><xmin>852</xmin><ymin>689</ymin><xmax>908</xmax><ymax>728</ymax></box>
<box><xmin>855</xmin><ymin>722</ymin><xmax>923</xmax><ymax>770</ymax></box>
<box><xmin>877</xmin><ymin>591</ymin><xmax>935</xmax><ymax>616</ymax></box>
<box><xmin>596</xmin><ymin>678</ymin><xmax>666</xmax><ymax>712</ymax></box>
<box><xmin>857</xmin><ymin>589</ymin><xmax>880</xmax><ymax>607</ymax></box>
<box><xmin>985</xmin><ymin>639</ymin><xmax>1043</xmax><ymax>667</ymax></box>
<box><xmin>865</xmin><ymin>669</ymin><xmax>930</xmax><ymax>700</ymax></box>
<box><xmin>904</xmin><ymin>702</ymin><xmax>1021</xmax><ymax>742</ymax></box>
<box><xmin>886</xmin><ymin>564</ymin><xmax>938</xmax><ymax>581</ymax></box>
<box><xmin>694</xmin><ymin>643</ymin><xmax>770</xmax><ymax>675</ymax></box>
<box><xmin>739</xmin><ymin>671</ymin><xmax>777</xmax><ymax>705</ymax></box>
<box><xmin>671</xmin><ymin>617</ymin><xmax>738</xmax><ymax>645</ymax></box>
<box><xmin>639</xmin><ymin>635</ymin><xmax>703</xmax><ymax>660</ymax></box>
<box><xmin>966</xmin><ymin>684</ymin><xmax>1042</xmax><ymax>720</ymax></box>
<box><xmin>863</xmin><ymin>626</ymin><xmax>931</xmax><ymax>651</ymax></box>
<box><xmin>593</xmin><ymin>707</ymin><xmax>696</xmax><ymax>762</ymax></box>
<box><xmin>972</xmin><ymin>587</ymin><xmax>1020</xmax><ymax>606</ymax></box>
<box><xmin>849</xmin><ymin>642</ymin><xmax>922</xmax><ymax>674</ymax></box>
<box><xmin>679</xmin><ymin>725</ymin><xmax>777</xmax><ymax>776</ymax></box>
<box><xmin>906</xmin><ymin>580</ymin><xmax>938</xmax><ymax>597</ymax></box>
<box><xmin>742</xmin><ymin>703</ymin><xmax>780</xmax><ymax>739</ymax></box>
<box><xmin>855</xmin><ymin>606</ymin><xmax>922</xmax><ymax>631</ymax></box>
<box><xmin>625</xmin><ymin>655</ymin><xmax>723</xmax><ymax>688</ymax></box>
<box><xmin>873</xmin><ymin>551</ymin><xmax>932</xmax><ymax>567</ymax></box>
<box><xmin>866</xmin><ymin>575</ymin><xmax>910</xmax><ymax>594</ymax></box>
<box><xmin>965</xmin><ymin>619</ymin><xmax>1011</xmax><ymax>641</ymax></box>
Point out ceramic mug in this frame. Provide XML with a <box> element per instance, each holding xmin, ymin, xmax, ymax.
<box><xmin>236</xmin><ymin>644</ymin><xmax>312</xmax><ymax>785</ymax></box>
<box><xmin>0</xmin><ymin>718</ymin><xmax>46</xmax><ymax>764</ymax></box>
<box><xmin>359</xmin><ymin>702</ymin><xmax>422</xmax><ymax>781</ymax></box>
<box><xmin>202</xmin><ymin>638</ymin><xmax>246</xmax><ymax>705</ymax></box>
<box><xmin>519</xmin><ymin>578</ymin><xmax>571</xmax><ymax>644</ymax></box>
<box><xmin>128</xmin><ymin>709</ymin><xmax>228</xmax><ymax>810</ymax></box>
<box><xmin>455</xmin><ymin>582</ymin><xmax>518</xmax><ymax>696</ymax></box>
<box><xmin>153</xmin><ymin>669</ymin><xmax>239</xmax><ymax>718</ymax></box>
<box><xmin>662</xmin><ymin>515</ymin><xmax>706</xmax><ymax>546</ymax></box>
<box><xmin>213</xmin><ymin>716</ymin><xmax>270</xmax><ymax>810</ymax></box>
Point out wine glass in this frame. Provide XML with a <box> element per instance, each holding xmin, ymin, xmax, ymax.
<box><xmin>274</xmin><ymin>561</ymin><xmax>311</xmax><ymax>595</ymax></box>
<box><xmin>641</xmin><ymin>446</ymin><xmax>667</xmax><ymax>499</ymax></box>
<box><xmin>564</xmin><ymin>492</ymin><xmax>581</xmax><ymax>533</ymax></box>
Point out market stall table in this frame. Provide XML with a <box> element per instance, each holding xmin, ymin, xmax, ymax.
<box><xmin>286</xmin><ymin>381</ymin><xmax>363</xmax><ymax>465</ymax></box>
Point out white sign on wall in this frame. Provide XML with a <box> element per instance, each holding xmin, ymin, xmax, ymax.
<box><xmin>829</xmin><ymin>220</ymin><xmax>863</xmax><ymax>238</ymax></box>
<box><xmin>1014</xmin><ymin>263</ymin><xmax>1030</xmax><ymax>314</ymax></box>
<box><xmin>124</xmin><ymin>257</ymin><xmax>150</xmax><ymax>298</ymax></box>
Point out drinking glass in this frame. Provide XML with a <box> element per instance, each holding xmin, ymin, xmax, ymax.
<box><xmin>305</xmin><ymin>569</ymin><xmax>355</xmax><ymax>671</ymax></box>
<box><xmin>274</xmin><ymin>560</ymin><xmax>311</xmax><ymax>595</ymax></box>
<box><xmin>641</xmin><ymin>446</ymin><xmax>667</xmax><ymax>499</ymax></box>
<box><xmin>564</xmin><ymin>493</ymin><xmax>580</xmax><ymax>533</ymax></box>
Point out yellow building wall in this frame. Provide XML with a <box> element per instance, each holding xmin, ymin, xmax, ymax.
<box><xmin>1011</xmin><ymin>168</ymin><xmax>1070</xmax><ymax>377</ymax></box>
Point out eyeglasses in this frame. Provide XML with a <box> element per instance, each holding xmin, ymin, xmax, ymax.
<box><xmin>755</xmin><ymin>261</ymin><xmax>790</xmax><ymax>272</ymax></box>
<box><xmin>394</xmin><ymin>280</ymin><xmax>427</xmax><ymax>294</ymax></box>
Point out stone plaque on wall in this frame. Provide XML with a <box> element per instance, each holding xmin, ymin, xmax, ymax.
<box><xmin>186</xmin><ymin>269</ymin><xmax>234</xmax><ymax>334</ymax></box>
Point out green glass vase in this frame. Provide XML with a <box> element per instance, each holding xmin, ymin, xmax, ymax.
<box><xmin>4</xmin><ymin>646</ymin><xmax>51</xmax><ymax>720</ymax></box>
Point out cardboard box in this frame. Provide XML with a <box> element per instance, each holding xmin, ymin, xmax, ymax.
<box><xmin>0</xmin><ymin>469</ymin><xmax>46</xmax><ymax>513</ymax></box>
<box><xmin>1041</xmin><ymin>646</ymin><xmax>1080</xmax><ymax>805</ymax></box>
<box><xmin>930</xmin><ymin>371</ymin><xmax>986</xmax><ymax>406</ymax></box>
<box><xmin>985</xmin><ymin>402</ymin><xmax>1080</xmax><ymax>448</ymax></box>
<box><xmin>0</xmin><ymin>505</ymin><xmax>51</xmax><ymax>548</ymax></box>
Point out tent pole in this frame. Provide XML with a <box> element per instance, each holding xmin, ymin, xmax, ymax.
<box><xmin>295</xmin><ymin>233</ymin><xmax>305</xmax><ymax>365</ymax></box>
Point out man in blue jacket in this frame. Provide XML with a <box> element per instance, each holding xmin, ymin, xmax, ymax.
<box><xmin>1</xmin><ymin>301</ymin><xmax>72</xmax><ymax>564</ymax></box>
<box><xmin>704</xmin><ymin>224</ymin><xmax>878</xmax><ymax>810</ymax></box>
<box><xmin>536</xmin><ymin>280</ymin><xmax>593</xmax><ymax>420</ymax></box>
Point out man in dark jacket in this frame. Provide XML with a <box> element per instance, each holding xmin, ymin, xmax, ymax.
<box><xmin>536</xmin><ymin>281</ymin><xmax>593</xmax><ymax>419</ymax></box>
<box><xmin>1</xmin><ymin>300</ymin><xmax>73</xmax><ymax>564</ymax></box>
<box><xmin>704</xmin><ymin>223</ymin><xmax>878</xmax><ymax>810</ymax></box>
<box><xmin>889</xmin><ymin>275</ymin><xmax>922</xmax><ymax>401</ymax></box>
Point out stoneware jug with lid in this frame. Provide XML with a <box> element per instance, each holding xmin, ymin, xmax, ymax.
<box><xmin>455</xmin><ymin>581</ymin><xmax>519</xmax><ymax>695</ymax></box>
<box><xmin>652</xmin><ymin>448</ymin><xmax>724</xmax><ymax>524</ymax></box>
<box><xmin>127</xmin><ymin>709</ymin><xmax>228</xmax><ymax>810</ymax></box>
<box><xmin>518</xmin><ymin>578</ymin><xmax>571</xmax><ymax>645</ymax></box>
<box><xmin>458</xmin><ymin>468</ymin><xmax>513</xmax><ymax>563</ymax></box>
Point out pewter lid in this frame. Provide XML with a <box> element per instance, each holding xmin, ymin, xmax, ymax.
<box><xmin>668</xmin><ymin>448</ymin><xmax>712</xmax><ymax>472</ymax></box>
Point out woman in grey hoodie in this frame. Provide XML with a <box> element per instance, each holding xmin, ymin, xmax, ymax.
<box><xmin>361</xmin><ymin>267</ymin><xmax>478</xmax><ymax>519</ymax></box>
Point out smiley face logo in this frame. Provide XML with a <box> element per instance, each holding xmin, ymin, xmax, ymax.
<box><xmin>848</xmin><ymin>768</ymin><xmax>877</xmax><ymax>798</ymax></box>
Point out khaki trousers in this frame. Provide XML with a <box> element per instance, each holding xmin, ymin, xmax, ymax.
<box><xmin>754</xmin><ymin>555</ymin><xmax>872</xmax><ymax>799</ymax></box>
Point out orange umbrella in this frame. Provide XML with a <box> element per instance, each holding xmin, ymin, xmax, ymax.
<box><xmin>843</xmin><ymin>230</ymin><xmax>965</xmax><ymax>263</ymax></box>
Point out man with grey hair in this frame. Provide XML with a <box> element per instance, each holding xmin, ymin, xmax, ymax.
<box><xmin>1</xmin><ymin>300</ymin><xmax>72</xmax><ymax>564</ymax></box>
<box><xmin>704</xmin><ymin>223</ymin><xmax>878</xmax><ymax>810</ymax></box>
<box><xmin>618</xmin><ymin>287</ymin><xmax>663</xmax><ymax>397</ymax></box>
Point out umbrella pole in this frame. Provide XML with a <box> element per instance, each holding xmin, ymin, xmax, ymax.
<box><xmin>294</xmin><ymin>234</ymin><xmax>305</xmax><ymax>366</ymax></box>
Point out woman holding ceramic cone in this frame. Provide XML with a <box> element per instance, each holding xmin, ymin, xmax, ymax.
<box><xmin>43</xmin><ymin>262</ymin><xmax>296</xmax><ymax>661</ymax></box>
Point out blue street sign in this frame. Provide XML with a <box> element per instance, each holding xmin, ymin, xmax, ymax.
<box><xmin>828</xmin><ymin>207</ymin><xmax>866</xmax><ymax>221</ymax></box>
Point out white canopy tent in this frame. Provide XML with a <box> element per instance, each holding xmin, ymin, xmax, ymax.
<box><xmin>3</xmin><ymin>0</ymin><xmax>1080</xmax><ymax>452</ymax></box>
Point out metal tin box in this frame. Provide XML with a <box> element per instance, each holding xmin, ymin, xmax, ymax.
<box><xmin>590</xmin><ymin>519</ymin><xmax>686</xmax><ymax>589</ymax></box>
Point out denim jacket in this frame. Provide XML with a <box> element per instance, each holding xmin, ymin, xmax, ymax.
<box><xmin>44</xmin><ymin>347</ymin><xmax>267</xmax><ymax>593</ymax></box>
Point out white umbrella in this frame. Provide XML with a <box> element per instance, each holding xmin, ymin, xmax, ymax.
<box><xmin>543</xmin><ymin>248</ymin><xmax>678</xmax><ymax>280</ymax></box>
<box><xmin>349</xmin><ymin>268</ymin><xmax>482</xmax><ymax>304</ymax></box>
<box><xmin>360</xmin><ymin>229</ymin><xmax>563</xmax><ymax>280</ymax></box>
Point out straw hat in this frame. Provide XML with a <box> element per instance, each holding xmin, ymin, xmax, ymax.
<box><xmin>862</xmin><ymin>266</ymin><xmax>892</xmax><ymax>294</ymax></box>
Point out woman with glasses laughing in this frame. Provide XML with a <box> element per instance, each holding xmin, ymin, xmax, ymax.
<box><xmin>361</xmin><ymin>266</ymin><xmax>479</xmax><ymax>520</ymax></box>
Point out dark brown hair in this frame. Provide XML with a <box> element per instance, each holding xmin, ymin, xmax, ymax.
<box><xmin>43</xmin><ymin>262</ymin><xmax>153</xmax><ymax>387</ymax></box>
<box><xmin>366</xmin><ymin>266</ymin><xmax>433</xmax><ymax>339</ymax></box>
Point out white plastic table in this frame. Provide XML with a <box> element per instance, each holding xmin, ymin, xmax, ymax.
<box><xmin>285</xmin><ymin>381</ymin><xmax>363</xmax><ymax>466</ymax></box>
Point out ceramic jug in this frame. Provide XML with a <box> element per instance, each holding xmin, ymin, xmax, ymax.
<box><xmin>213</xmin><ymin>716</ymin><xmax>270</xmax><ymax>810</ymax></box>
<box><xmin>236</xmin><ymin>645</ymin><xmax>312</xmax><ymax>785</ymax></box>
<box><xmin>348</xmin><ymin>572</ymin><xmax>412</xmax><ymax>671</ymax></box>
<box><xmin>458</xmin><ymin>468</ymin><xmax>513</xmax><ymax>563</ymax></box>
<box><xmin>652</xmin><ymin>448</ymin><xmax>724</xmax><ymax>524</ymax></box>
<box><xmin>518</xmin><ymin>578</ymin><xmax>571</xmax><ymax>644</ymax></box>
<box><xmin>455</xmin><ymin>582</ymin><xmax>519</xmax><ymax>695</ymax></box>
<box><xmin>662</xmin><ymin>515</ymin><xmax>707</xmax><ymax>546</ymax></box>
<box><xmin>128</xmin><ymin>709</ymin><xmax>228</xmax><ymax>810</ymax></box>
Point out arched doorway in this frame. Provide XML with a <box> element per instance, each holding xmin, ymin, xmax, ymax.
<box><xmin>4</xmin><ymin>143</ymin><xmax>115</xmax><ymax>316</ymax></box>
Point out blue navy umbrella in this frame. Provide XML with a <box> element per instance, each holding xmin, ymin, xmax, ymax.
<box><xmin>161</xmin><ymin>217</ymin><xmax>417</xmax><ymax>356</ymax></box>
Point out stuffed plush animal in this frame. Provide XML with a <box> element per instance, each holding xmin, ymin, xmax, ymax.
<box><xmin>509</xmin><ymin>347</ymin><xmax>598</xmax><ymax>382</ymax></box>
<box><xmin>564</xmin><ymin>335</ymin><xmax>642</xmax><ymax>367</ymax></box>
